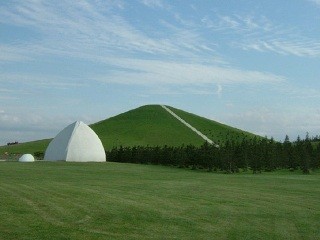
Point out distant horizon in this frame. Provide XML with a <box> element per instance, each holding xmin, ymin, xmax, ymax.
<box><xmin>1</xmin><ymin>0</ymin><xmax>319</xmax><ymax>145</ymax></box>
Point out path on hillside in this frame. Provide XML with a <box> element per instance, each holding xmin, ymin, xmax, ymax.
<box><xmin>161</xmin><ymin>105</ymin><xmax>218</xmax><ymax>147</ymax></box>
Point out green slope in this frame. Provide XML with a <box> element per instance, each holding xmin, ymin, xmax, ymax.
<box><xmin>90</xmin><ymin>105</ymin><xmax>204</xmax><ymax>149</ymax></box>
<box><xmin>167</xmin><ymin>106</ymin><xmax>261</xmax><ymax>145</ymax></box>
<box><xmin>0</xmin><ymin>139</ymin><xmax>51</xmax><ymax>157</ymax></box>
<box><xmin>0</xmin><ymin>105</ymin><xmax>262</xmax><ymax>156</ymax></box>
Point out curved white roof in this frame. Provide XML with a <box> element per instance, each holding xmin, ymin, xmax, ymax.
<box><xmin>44</xmin><ymin>121</ymin><xmax>106</xmax><ymax>162</ymax></box>
<box><xmin>19</xmin><ymin>154</ymin><xmax>35</xmax><ymax>162</ymax></box>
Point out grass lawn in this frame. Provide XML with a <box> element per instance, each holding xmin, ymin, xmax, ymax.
<box><xmin>0</xmin><ymin>162</ymin><xmax>319</xmax><ymax>240</ymax></box>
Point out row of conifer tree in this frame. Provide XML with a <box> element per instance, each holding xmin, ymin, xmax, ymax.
<box><xmin>106</xmin><ymin>135</ymin><xmax>320</xmax><ymax>174</ymax></box>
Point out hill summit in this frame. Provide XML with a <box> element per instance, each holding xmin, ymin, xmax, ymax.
<box><xmin>0</xmin><ymin>105</ymin><xmax>260</xmax><ymax>155</ymax></box>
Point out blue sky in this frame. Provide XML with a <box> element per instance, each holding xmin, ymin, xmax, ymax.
<box><xmin>1</xmin><ymin>0</ymin><xmax>320</xmax><ymax>145</ymax></box>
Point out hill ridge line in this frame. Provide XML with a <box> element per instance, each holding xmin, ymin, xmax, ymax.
<box><xmin>161</xmin><ymin>105</ymin><xmax>218</xmax><ymax>147</ymax></box>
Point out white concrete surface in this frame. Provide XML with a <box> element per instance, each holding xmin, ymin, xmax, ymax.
<box><xmin>44</xmin><ymin>121</ymin><xmax>106</xmax><ymax>162</ymax></box>
<box><xmin>19</xmin><ymin>154</ymin><xmax>35</xmax><ymax>162</ymax></box>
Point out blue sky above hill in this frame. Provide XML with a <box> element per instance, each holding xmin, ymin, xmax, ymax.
<box><xmin>0</xmin><ymin>0</ymin><xmax>320</xmax><ymax>144</ymax></box>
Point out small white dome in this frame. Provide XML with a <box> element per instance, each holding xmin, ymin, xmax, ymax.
<box><xmin>19</xmin><ymin>154</ymin><xmax>35</xmax><ymax>162</ymax></box>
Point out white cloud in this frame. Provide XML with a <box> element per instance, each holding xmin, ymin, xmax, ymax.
<box><xmin>308</xmin><ymin>0</ymin><xmax>320</xmax><ymax>6</ymax></box>
<box><xmin>94</xmin><ymin>58</ymin><xmax>285</xmax><ymax>86</ymax></box>
<box><xmin>0</xmin><ymin>73</ymin><xmax>87</xmax><ymax>90</ymax></box>
<box><xmin>216</xmin><ymin>84</ymin><xmax>223</xmax><ymax>97</ymax></box>
<box><xmin>0</xmin><ymin>113</ymin><xmax>58</xmax><ymax>145</ymax></box>
<box><xmin>221</xmin><ymin>107</ymin><xmax>320</xmax><ymax>140</ymax></box>
<box><xmin>0</xmin><ymin>109</ymin><xmax>101</xmax><ymax>145</ymax></box>
<box><xmin>1</xmin><ymin>1</ymin><xmax>318</xmax><ymax>61</ymax></box>
<box><xmin>0</xmin><ymin>1</ymin><xmax>186</xmax><ymax>57</ymax></box>
<box><xmin>202</xmin><ymin>14</ymin><xmax>320</xmax><ymax>57</ymax></box>
<box><xmin>239</xmin><ymin>40</ymin><xmax>320</xmax><ymax>57</ymax></box>
<box><xmin>272</xmin><ymin>40</ymin><xmax>320</xmax><ymax>57</ymax></box>
<box><xmin>0</xmin><ymin>45</ymin><xmax>32</xmax><ymax>62</ymax></box>
<box><xmin>0</xmin><ymin>1</ymin><xmax>286</xmax><ymax>91</ymax></box>
<box><xmin>202</xmin><ymin>14</ymin><xmax>272</xmax><ymax>33</ymax></box>
<box><xmin>225</xmin><ymin>103</ymin><xmax>234</xmax><ymax>108</ymax></box>
<box><xmin>139</xmin><ymin>0</ymin><xmax>167</xmax><ymax>9</ymax></box>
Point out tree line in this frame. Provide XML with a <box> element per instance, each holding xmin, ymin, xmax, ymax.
<box><xmin>106</xmin><ymin>135</ymin><xmax>320</xmax><ymax>174</ymax></box>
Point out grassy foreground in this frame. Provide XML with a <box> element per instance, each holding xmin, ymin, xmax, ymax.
<box><xmin>0</xmin><ymin>162</ymin><xmax>319</xmax><ymax>240</ymax></box>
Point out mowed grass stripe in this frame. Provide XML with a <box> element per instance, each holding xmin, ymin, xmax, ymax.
<box><xmin>0</xmin><ymin>162</ymin><xmax>319</xmax><ymax>239</ymax></box>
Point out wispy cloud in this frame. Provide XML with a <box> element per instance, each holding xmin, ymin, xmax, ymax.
<box><xmin>0</xmin><ymin>73</ymin><xmax>87</xmax><ymax>90</ymax></box>
<box><xmin>216</xmin><ymin>84</ymin><xmax>223</xmax><ymax>97</ymax></box>
<box><xmin>0</xmin><ymin>45</ymin><xmax>32</xmax><ymax>62</ymax></box>
<box><xmin>0</xmin><ymin>0</ymin><xmax>199</xmax><ymax>59</ymax></box>
<box><xmin>239</xmin><ymin>39</ymin><xmax>320</xmax><ymax>57</ymax></box>
<box><xmin>223</xmin><ymin>106</ymin><xmax>320</xmax><ymax>140</ymax></box>
<box><xmin>0</xmin><ymin>111</ymin><xmax>75</xmax><ymax>144</ymax></box>
<box><xmin>94</xmin><ymin>58</ymin><xmax>285</xmax><ymax>86</ymax></box>
<box><xmin>202</xmin><ymin>13</ymin><xmax>320</xmax><ymax>57</ymax></box>
<box><xmin>308</xmin><ymin>0</ymin><xmax>320</xmax><ymax>6</ymax></box>
<box><xmin>0</xmin><ymin>0</ymin><xmax>286</xmax><ymax>92</ymax></box>
<box><xmin>202</xmin><ymin>14</ymin><xmax>275</xmax><ymax>33</ymax></box>
<box><xmin>276</xmin><ymin>82</ymin><xmax>320</xmax><ymax>99</ymax></box>
<box><xmin>139</xmin><ymin>0</ymin><xmax>167</xmax><ymax>9</ymax></box>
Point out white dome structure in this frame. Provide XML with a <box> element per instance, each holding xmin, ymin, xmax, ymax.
<box><xmin>19</xmin><ymin>154</ymin><xmax>35</xmax><ymax>162</ymax></box>
<box><xmin>44</xmin><ymin>121</ymin><xmax>106</xmax><ymax>162</ymax></box>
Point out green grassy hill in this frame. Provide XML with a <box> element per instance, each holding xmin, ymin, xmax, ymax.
<box><xmin>90</xmin><ymin>105</ymin><xmax>205</xmax><ymax>149</ymax></box>
<box><xmin>0</xmin><ymin>139</ymin><xmax>51</xmax><ymax>158</ymax></box>
<box><xmin>167</xmin><ymin>106</ymin><xmax>260</xmax><ymax>145</ymax></box>
<box><xmin>0</xmin><ymin>105</ymin><xmax>261</xmax><ymax>156</ymax></box>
